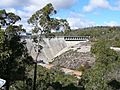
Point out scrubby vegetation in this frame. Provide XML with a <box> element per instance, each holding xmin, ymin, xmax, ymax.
<box><xmin>1</xmin><ymin>2</ymin><xmax>120</xmax><ymax>90</ymax></box>
<box><xmin>0</xmin><ymin>4</ymin><xmax>79</xmax><ymax>90</ymax></box>
<box><xmin>53</xmin><ymin>26</ymin><xmax>120</xmax><ymax>90</ymax></box>
<box><xmin>81</xmin><ymin>40</ymin><xmax>120</xmax><ymax>90</ymax></box>
<box><xmin>10</xmin><ymin>65</ymin><xmax>81</xmax><ymax>90</ymax></box>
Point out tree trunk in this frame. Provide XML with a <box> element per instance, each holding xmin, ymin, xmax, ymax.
<box><xmin>33</xmin><ymin>63</ymin><xmax>37</xmax><ymax>90</ymax></box>
<box><xmin>33</xmin><ymin>53</ymin><xmax>39</xmax><ymax>90</ymax></box>
<box><xmin>5</xmin><ymin>81</ymin><xmax>10</xmax><ymax>90</ymax></box>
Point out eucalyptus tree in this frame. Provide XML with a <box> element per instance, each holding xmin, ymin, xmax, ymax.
<box><xmin>0</xmin><ymin>9</ymin><xmax>32</xmax><ymax>90</ymax></box>
<box><xmin>0</xmin><ymin>9</ymin><xmax>21</xmax><ymax>27</ymax></box>
<box><xmin>28</xmin><ymin>3</ymin><xmax>70</xmax><ymax>36</ymax></box>
<box><xmin>28</xmin><ymin>3</ymin><xmax>70</xmax><ymax>90</ymax></box>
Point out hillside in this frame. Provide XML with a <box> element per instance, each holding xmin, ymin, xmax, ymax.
<box><xmin>51</xmin><ymin>26</ymin><xmax>120</xmax><ymax>89</ymax></box>
<box><xmin>54</xmin><ymin>26</ymin><xmax>120</xmax><ymax>46</ymax></box>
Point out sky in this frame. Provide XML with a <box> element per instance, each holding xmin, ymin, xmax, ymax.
<box><xmin>0</xmin><ymin>0</ymin><xmax>120</xmax><ymax>31</ymax></box>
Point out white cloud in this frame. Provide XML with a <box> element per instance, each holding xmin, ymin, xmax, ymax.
<box><xmin>23</xmin><ymin>0</ymin><xmax>77</xmax><ymax>14</ymax></box>
<box><xmin>0</xmin><ymin>0</ymin><xmax>77</xmax><ymax>31</ymax></box>
<box><xmin>0</xmin><ymin>0</ymin><xmax>17</xmax><ymax>7</ymax></box>
<box><xmin>55</xmin><ymin>12</ymin><xmax>96</xmax><ymax>29</ymax></box>
<box><xmin>67</xmin><ymin>12</ymin><xmax>96</xmax><ymax>29</ymax></box>
<box><xmin>83</xmin><ymin>0</ymin><xmax>120</xmax><ymax>12</ymax></box>
<box><xmin>0</xmin><ymin>0</ymin><xmax>77</xmax><ymax>10</ymax></box>
<box><xmin>5</xmin><ymin>8</ymin><xmax>16</xmax><ymax>13</ymax></box>
<box><xmin>67</xmin><ymin>18</ymin><xmax>95</xmax><ymax>29</ymax></box>
<box><xmin>50</xmin><ymin>0</ymin><xmax>77</xmax><ymax>9</ymax></box>
<box><xmin>6</xmin><ymin>8</ymin><xmax>30</xmax><ymax>18</ymax></box>
<box><xmin>104</xmin><ymin>21</ymin><xmax>119</xmax><ymax>26</ymax></box>
<box><xmin>5</xmin><ymin>8</ymin><xmax>32</xmax><ymax>31</ymax></box>
<box><xmin>0</xmin><ymin>0</ymin><xmax>29</xmax><ymax>7</ymax></box>
<box><xmin>2</xmin><ymin>0</ymin><xmax>119</xmax><ymax>31</ymax></box>
<box><xmin>83</xmin><ymin>0</ymin><xmax>110</xmax><ymax>12</ymax></box>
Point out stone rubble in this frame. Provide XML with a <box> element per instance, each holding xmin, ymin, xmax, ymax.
<box><xmin>52</xmin><ymin>42</ymin><xmax>95</xmax><ymax>69</ymax></box>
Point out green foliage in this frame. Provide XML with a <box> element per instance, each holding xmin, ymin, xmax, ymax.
<box><xmin>28</xmin><ymin>3</ymin><xmax>56</xmax><ymax>33</ymax></box>
<box><xmin>35</xmin><ymin>66</ymin><xmax>78</xmax><ymax>90</ymax></box>
<box><xmin>81</xmin><ymin>37</ymin><xmax>120</xmax><ymax>90</ymax></box>
<box><xmin>0</xmin><ymin>9</ymin><xmax>21</xmax><ymax>26</ymax></box>
<box><xmin>14</xmin><ymin>65</ymin><xmax>79</xmax><ymax>90</ymax></box>
<box><xmin>11</xmin><ymin>65</ymin><xmax>80</xmax><ymax>90</ymax></box>
<box><xmin>77</xmin><ymin>65</ymin><xmax>86</xmax><ymax>72</ymax></box>
<box><xmin>81</xmin><ymin>58</ymin><xmax>120</xmax><ymax>90</ymax></box>
<box><xmin>54</xmin><ymin>26</ymin><xmax>120</xmax><ymax>43</ymax></box>
<box><xmin>91</xmin><ymin>40</ymin><xmax>119</xmax><ymax>65</ymax></box>
<box><xmin>27</xmin><ymin>4</ymin><xmax>71</xmax><ymax>90</ymax></box>
<box><xmin>82</xmin><ymin>63</ymin><xmax>108</xmax><ymax>90</ymax></box>
<box><xmin>91</xmin><ymin>40</ymin><xmax>109</xmax><ymax>54</ymax></box>
<box><xmin>0</xmin><ymin>9</ymin><xmax>33</xmax><ymax>90</ymax></box>
<box><xmin>0</xmin><ymin>30</ymin><xmax>4</xmax><ymax>47</ymax></box>
<box><xmin>28</xmin><ymin>3</ymin><xmax>70</xmax><ymax>35</ymax></box>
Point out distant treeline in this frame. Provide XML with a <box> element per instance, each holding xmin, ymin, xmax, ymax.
<box><xmin>54</xmin><ymin>26</ymin><xmax>120</xmax><ymax>46</ymax></box>
<box><xmin>54</xmin><ymin>26</ymin><xmax>120</xmax><ymax>36</ymax></box>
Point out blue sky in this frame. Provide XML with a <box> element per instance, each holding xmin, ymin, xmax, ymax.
<box><xmin>0</xmin><ymin>0</ymin><xmax>120</xmax><ymax>30</ymax></box>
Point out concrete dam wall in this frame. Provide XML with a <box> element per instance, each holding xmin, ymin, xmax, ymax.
<box><xmin>25</xmin><ymin>36</ymin><xmax>89</xmax><ymax>63</ymax></box>
<box><xmin>25</xmin><ymin>37</ymin><xmax>67</xmax><ymax>63</ymax></box>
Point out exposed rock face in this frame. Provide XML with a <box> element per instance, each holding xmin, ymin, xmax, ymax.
<box><xmin>52</xmin><ymin>42</ymin><xmax>95</xmax><ymax>69</ymax></box>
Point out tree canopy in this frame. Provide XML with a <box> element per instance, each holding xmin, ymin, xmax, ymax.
<box><xmin>0</xmin><ymin>9</ymin><xmax>33</xmax><ymax>90</ymax></box>
<box><xmin>28</xmin><ymin>3</ymin><xmax>70</xmax><ymax>36</ymax></box>
<box><xmin>81</xmin><ymin>38</ymin><xmax>120</xmax><ymax>90</ymax></box>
